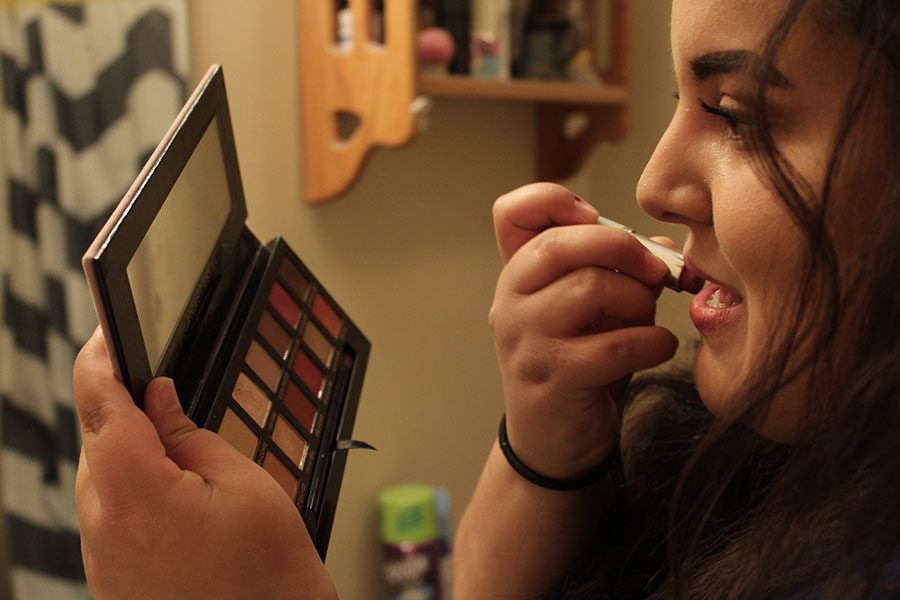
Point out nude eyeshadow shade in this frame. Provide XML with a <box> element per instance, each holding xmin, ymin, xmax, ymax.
<box><xmin>232</xmin><ymin>373</ymin><xmax>270</xmax><ymax>426</ymax></box>
<box><xmin>219</xmin><ymin>408</ymin><xmax>258</xmax><ymax>459</ymax></box>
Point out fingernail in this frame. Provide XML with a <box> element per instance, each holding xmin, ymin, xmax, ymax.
<box><xmin>90</xmin><ymin>326</ymin><xmax>109</xmax><ymax>357</ymax></box>
<box><xmin>573</xmin><ymin>195</ymin><xmax>599</xmax><ymax>220</ymax></box>
<box><xmin>156</xmin><ymin>378</ymin><xmax>183</xmax><ymax>414</ymax></box>
<box><xmin>645</xmin><ymin>252</ymin><xmax>669</xmax><ymax>281</ymax></box>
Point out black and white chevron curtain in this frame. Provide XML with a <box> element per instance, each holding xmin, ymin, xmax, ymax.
<box><xmin>0</xmin><ymin>1</ymin><xmax>189</xmax><ymax>597</ymax></box>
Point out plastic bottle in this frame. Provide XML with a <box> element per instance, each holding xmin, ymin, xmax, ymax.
<box><xmin>378</xmin><ymin>483</ymin><xmax>443</xmax><ymax>599</ymax></box>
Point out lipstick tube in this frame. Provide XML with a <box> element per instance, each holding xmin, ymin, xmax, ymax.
<box><xmin>597</xmin><ymin>216</ymin><xmax>704</xmax><ymax>293</ymax></box>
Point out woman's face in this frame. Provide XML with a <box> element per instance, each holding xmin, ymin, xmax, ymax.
<box><xmin>637</xmin><ymin>0</ymin><xmax>871</xmax><ymax>439</ymax></box>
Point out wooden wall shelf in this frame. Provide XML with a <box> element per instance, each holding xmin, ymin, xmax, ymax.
<box><xmin>298</xmin><ymin>0</ymin><xmax>632</xmax><ymax>203</ymax></box>
<box><xmin>418</xmin><ymin>75</ymin><xmax>629</xmax><ymax>105</ymax></box>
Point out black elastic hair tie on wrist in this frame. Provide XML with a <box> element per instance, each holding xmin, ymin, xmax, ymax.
<box><xmin>498</xmin><ymin>414</ymin><xmax>620</xmax><ymax>492</ymax></box>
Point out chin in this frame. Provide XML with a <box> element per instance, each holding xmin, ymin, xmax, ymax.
<box><xmin>692</xmin><ymin>344</ymin><xmax>738</xmax><ymax>418</ymax></box>
<box><xmin>693</xmin><ymin>348</ymin><xmax>803</xmax><ymax>444</ymax></box>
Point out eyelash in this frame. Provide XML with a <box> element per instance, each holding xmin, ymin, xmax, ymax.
<box><xmin>672</xmin><ymin>92</ymin><xmax>756</xmax><ymax>131</ymax></box>
<box><xmin>698</xmin><ymin>100</ymin><xmax>755</xmax><ymax>132</ymax></box>
<box><xmin>673</xmin><ymin>91</ymin><xmax>756</xmax><ymax>147</ymax></box>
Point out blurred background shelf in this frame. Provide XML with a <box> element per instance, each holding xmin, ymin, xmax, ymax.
<box><xmin>418</xmin><ymin>74</ymin><xmax>629</xmax><ymax>104</ymax></box>
<box><xmin>298</xmin><ymin>0</ymin><xmax>633</xmax><ymax>203</ymax></box>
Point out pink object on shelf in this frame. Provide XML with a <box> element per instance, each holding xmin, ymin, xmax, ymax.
<box><xmin>416</xmin><ymin>27</ymin><xmax>455</xmax><ymax>66</ymax></box>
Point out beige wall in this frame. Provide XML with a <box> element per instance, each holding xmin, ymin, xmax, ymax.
<box><xmin>189</xmin><ymin>1</ymin><xmax>685</xmax><ymax>597</ymax></box>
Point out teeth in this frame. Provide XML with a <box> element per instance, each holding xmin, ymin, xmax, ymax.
<box><xmin>706</xmin><ymin>289</ymin><xmax>728</xmax><ymax>308</ymax></box>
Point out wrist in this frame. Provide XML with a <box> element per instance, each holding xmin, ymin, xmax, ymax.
<box><xmin>498</xmin><ymin>414</ymin><xmax>622</xmax><ymax>492</ymax></box>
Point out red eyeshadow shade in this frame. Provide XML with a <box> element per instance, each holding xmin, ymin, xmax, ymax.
<box><xmin>312</xmin><ymin>293</ymin><xmax>341</xmax><ymax>336</ymax></box>
<box><xmin>284</xmin><ymin>381</ymin><xmax>317</xmax><ymax>432</ymax></box>
<box><xmin>293</xmin><ymin>350</ymin><xmax>325</xmax><ymax>398</ymax></box>
<box><xmin>269</xmin><ymin>282</ymin><xmax>301</xmax><ymax>328</ymax></box>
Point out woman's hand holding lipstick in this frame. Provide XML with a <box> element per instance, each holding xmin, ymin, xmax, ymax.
<box><xmin>596</xmin><ymin>216</ymin><xmax>704</xmax><ymax>293</ymax></box>
<box><xmin>490</xmin><ymin>183</ymin><xmax>680</xmax><ymax>480</ymax></box>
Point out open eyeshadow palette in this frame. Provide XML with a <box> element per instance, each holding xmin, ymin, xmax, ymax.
<box><xmin>82</xmin><ymin>65</ymin><xmax>370</xmax><ymax>558</ymax></box>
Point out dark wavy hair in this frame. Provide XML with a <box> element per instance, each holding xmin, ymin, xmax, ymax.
<box><xmin>551</xmin><ymin>1</ymin><xmax>900</xmax><ymax>598</ymax></box>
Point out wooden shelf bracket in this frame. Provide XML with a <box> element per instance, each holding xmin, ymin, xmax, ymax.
<box><xmin>536</xmin><ymin>0</ymin><xmax>632</xmax><ymax>181</ymax></box>
<box><xmin>297</xmin><ymin>0</ymin><xmax>632</xmax><ymax>200</ymax></box>
<box><xmin>297</xmin><ymin>0</ymin><xmax>418</xmax><ymax>203</ymax></box>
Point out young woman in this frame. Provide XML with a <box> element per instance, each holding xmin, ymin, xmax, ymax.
<box><xmin>73</xmin><ymin>0</ymin><xmax>899</xmax><ymax>598</ymax></box>
<box><xmin>454</xmin><ymin>0</ymin><xmax>900</xmax><ymax>597</ymax></box>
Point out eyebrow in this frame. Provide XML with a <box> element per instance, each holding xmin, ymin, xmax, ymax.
<box><xmin>690</xmin><ymin>50</ymin><xmax>792</xmax><ymax>88</ymax></box>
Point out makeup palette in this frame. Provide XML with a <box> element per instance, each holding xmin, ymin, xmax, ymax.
<box><xmin>82</xmin><ymin>65</ymin><xmax>370</xmax><ymax>558</ymax></box>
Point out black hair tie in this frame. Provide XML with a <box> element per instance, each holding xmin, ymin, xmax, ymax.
<box><xmin>498</xmin><ymin>414</ymin><xmax>620</xmax><ymax>492</ymax></box>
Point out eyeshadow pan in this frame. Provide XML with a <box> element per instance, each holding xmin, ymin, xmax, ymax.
<box><xmin>273</xmin><ymin>415</ymin><xmax>308</xmax><ymax>467</ymax></box>
<box><xmin>259</xmin><ymin>310</ymin><xmax>291</xmax><ymax>359</ymax></box>
<box><xmin>264</xmin><ymin>451</ymin><xmax>297</xmax><ymax>498</ymax></box>
<box><xmin>293</xmin><ymin>349</ymin><xmax>325</xmax><ymax>398</ymax></box>
<box><xmin>280</xmin><ymin>259</ymin><xmax>310</xmax><ymax>300</ymax></box>
<box><xmin>232</xmin><ymin>372</ymin><xmax>270</xmax><ymax>426</ymax></box>
<box><xmin>269</xmin><ymin>282</ymin><xmax>301</xmax><ymax>327</ymax></box>
<box><xmin>218</xmin><ymin>408</ymin><xmax>258</xmax><ymax>459</ymax></box>
<box><xmin>246</xmin><ymin>340</ymin><xmax>281</xmax><ymax>392</ymax></box>
<box><xmin>312</xmin><ymin>293</ymin><xmax>341</xmax><ymax>337</ymax></box>
<box><xmin>284</xmin><ymin>381</ymin><xmax>318</xmax><ymax>431</ymax></box>
<box><xmin>304</xmin><ymin>322</ymin><xmax>333</xmax><ymax>366</ymax></box>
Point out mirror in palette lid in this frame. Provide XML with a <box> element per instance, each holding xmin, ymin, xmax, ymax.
<box><xmin>126</xmin><ymin>118</ymin><xmax>232</xmax><ymax>376</ymax></box>
<box><xmin>82</xmin><ymin>64</ymin><xmax>371</xmax><ymax>559</ymax></box>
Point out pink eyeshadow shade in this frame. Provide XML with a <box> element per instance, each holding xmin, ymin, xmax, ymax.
<box><xmin>312</xmin><ymin>293</ymin><xmax>341</xmax><ymax>336</ymax></box>
<box><xmin>293</xmin><ymin>350</ymin><xmax>325</xmax><ymax>397</ymax></box>
<box><xmin>284</xmin><ymin>381</ymin><xmax>318</xmax><ymax>431</ymax></box>
<box><xmin>269</xmin><ymin>282</ymin><xmax>301</xmax><ymax>327</ymax></box>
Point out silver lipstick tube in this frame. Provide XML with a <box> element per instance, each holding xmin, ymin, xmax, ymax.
<box><xmin>597</xmin><ymin>216</ymin><xmax>704</xmax><ymax>293</ymax></box>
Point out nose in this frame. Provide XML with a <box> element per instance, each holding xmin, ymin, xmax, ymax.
<box><xmin>636</xmin><ymin>108</ymin><xmax>712</xmax><ymax>228</ymax></box>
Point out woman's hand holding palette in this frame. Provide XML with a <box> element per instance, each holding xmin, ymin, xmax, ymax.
<box><xmin>82</xmin><ymin>65</ymin><xmax>370</xmax><ymax>558</ymax></box>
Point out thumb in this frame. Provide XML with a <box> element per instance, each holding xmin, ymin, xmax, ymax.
<box><xmin>649</xmin><ymin>235</ymin><xmax>676</xmax><ymax>249</ymax></box>
<box><xmin>144</xmin><ymin>377</ymin><xmax>213</xmax><ymax>468</ymax></box>
<box><xmin>143</xmin><ymin>378</ymin><xmax>228</xmax><ymax>470</ymax></box>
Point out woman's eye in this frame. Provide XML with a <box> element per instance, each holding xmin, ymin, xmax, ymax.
<box><xmin>699</xmin><ymin>99</ymin><xmax>756</xmax><ymax>147</ymax></box>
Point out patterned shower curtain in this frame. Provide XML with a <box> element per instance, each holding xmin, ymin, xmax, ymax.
<box><xmin>0</xmin><ymin>1</ymin><xmax>189</xmax><ymax>597</ymax></box>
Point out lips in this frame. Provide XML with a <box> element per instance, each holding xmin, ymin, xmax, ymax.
<box><xmin>690</xmin><ymin>282</ymin><xmax>745</xmax><ymax>335</ymax></box>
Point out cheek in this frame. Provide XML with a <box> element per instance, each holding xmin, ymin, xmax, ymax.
<box><xmin>697</xmin><ymin>178</ymin><xmax>809</xmax><ymax>413</ymax></box>
<box><xmin>715</xmin><ymin>178</ymin><xmax>807</xmax><ymax>308</ymax></box>
<box><xmin>729</xmin><ymin>214</ymin><xmax>807</xmax><ymax>371</ymax></box>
